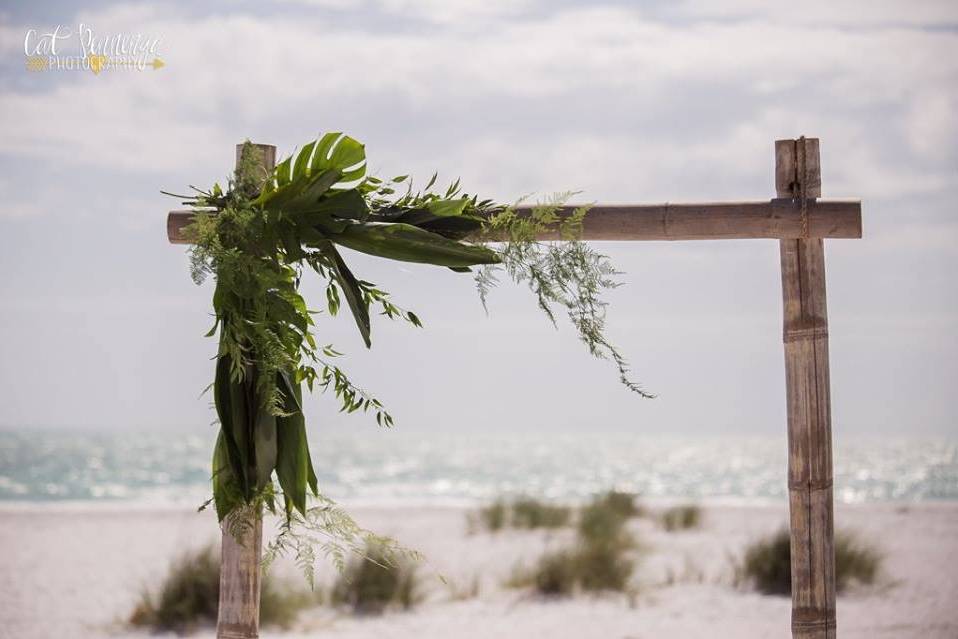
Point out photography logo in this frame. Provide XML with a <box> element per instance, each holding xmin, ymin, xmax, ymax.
<box><xmin>24</xmin><ymin>24</ymin><xmax>164</xmax><ymax>74</ymax></box>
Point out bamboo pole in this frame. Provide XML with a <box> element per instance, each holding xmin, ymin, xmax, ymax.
<box><xmin>215</xmin><ymin>143</ymin><xmax>276</xmax><ymax>639</ymax></box>
<box><xmin>777</xmin><ymin>137</ymin><xmax>837</xmax><ymax>639</ymax></box>
<box><xmin>168</xmin><ymin>199</ymin><xmax>861</xmax><ymax>244</ymax></box>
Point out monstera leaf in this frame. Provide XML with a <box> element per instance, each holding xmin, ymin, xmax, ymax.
<box><xmin>255</xmin><ymin>132</ymin><xmax>367</xmax><ymax>211</ymax></box>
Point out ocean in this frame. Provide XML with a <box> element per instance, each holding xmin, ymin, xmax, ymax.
<box><xmin>0</xmin><ymin>429</ymin><xmax>955</xmax><ymax>507</ymax></box>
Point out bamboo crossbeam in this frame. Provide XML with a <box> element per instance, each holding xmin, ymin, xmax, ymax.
<box><xmin>166</xmin><ymin>199</ymin><xmax>861</xmax><ymax>245</ymax></box>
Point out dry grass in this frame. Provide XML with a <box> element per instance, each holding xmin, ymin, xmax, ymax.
<box><xmin>331</xmin><ymin>544</ymin><xmax>422</xmax><ymax>614</ymax></box>
<box><xmin>594</xmin><ymin>490</ymin><xmax>644</xmax><ymax>519</ymax></box>
<box><xmin>508</xmin><ymin>493</ymin><xmax>638</xmax><ymax>596</ymax></box>
<box><xmin>660</xmin><ymin>504</ymin><xmax>702</xmax><ymax>532</ymax></box>
<box><xmin>129</xmin><ymin>545</ymin><xmax>314</xmax><ymax>632</ymax></box>
<box><xmin>471</xmin><ymin>497</ymin><xmax>571</xmax><ymax>532</ymax></box>
<box><xmin>741</xmin><ymin>527</ymin><xmax>882</xmax><ymax>595</ymax></box>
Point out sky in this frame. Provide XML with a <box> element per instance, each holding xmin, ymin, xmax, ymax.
<box><xmin>0</xmin><ymin>0</ymin><xmax>955</xmax><ymax>438</ymax></box>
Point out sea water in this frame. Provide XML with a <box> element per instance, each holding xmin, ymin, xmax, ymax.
<box><xmin>0</xmin><ymin>429</ymin><xmax>955</xmax><ymax>506</ymax></box>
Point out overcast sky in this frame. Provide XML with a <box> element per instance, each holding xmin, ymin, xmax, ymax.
<box><xmin>0</xmin><ymin>0</ymin><xmax>955</xmax><ymax>438</ymax></box>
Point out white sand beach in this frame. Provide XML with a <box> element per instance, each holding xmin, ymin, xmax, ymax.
<box><xmin>2</xmin><ymin>500</ymin><xmax>956</xmax><ymax>639</ymax></box>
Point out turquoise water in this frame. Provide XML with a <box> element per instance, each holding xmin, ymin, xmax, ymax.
<box><xmin>0</xmin><ymin>429</ymin><xmax>955</xmax><ymax>505</ymax></box>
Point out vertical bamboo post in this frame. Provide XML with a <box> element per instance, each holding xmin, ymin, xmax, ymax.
<box><xmin>777</xmin><ymin>137</ymin><xmax>837</xmax><ymax>639</ymax></box>
<box><xmin>216</xmin><ymin>142</ymin><xmax>276</xmax><ymax>639</ymax></box>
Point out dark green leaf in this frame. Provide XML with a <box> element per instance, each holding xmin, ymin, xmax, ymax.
<box><xmin>320</xmin><ymin>243</ymin><xmax>372</xmax><ymax>348</ymax></box>
<box><xmin>333</xmin><ymin>222</ymin><xmax>501</xmax><ymax>268</ymax></box>
<box><xmin>253</xmin><ymin>410</ymin><xmax>277</xmax><ymax>491</ymax></box>
<box><xmin>214</xmin><ymin>353</ymin><xmax>249</xmax><ymax>498</ymax></box>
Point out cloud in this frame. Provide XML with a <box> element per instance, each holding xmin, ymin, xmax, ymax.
<box><xmin>0</xmin><ymin>0</ymin><xmax>955</xmax><ymax>434</ymax></box>
<box><xmin>667</xmin><ymin>0</ymin><xmax>958</xmax><ymax>27</ymax></box>
<box><xmin>0</xmin><ymin>1</ymin><xmax>954</xmax><ymax>217</ymax></box>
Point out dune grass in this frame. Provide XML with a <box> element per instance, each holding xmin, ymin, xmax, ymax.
<box><xmin>511</xmin><ymin>497</ymin><xmax>573</xmax><ymax>529</ymax></box>
<box><xmin>660</xmin><ymin>504</ymin><xmax>702</xmax><ymax>532</ymax></box>
<box><xmin>129</xmin><ymin>545</ymin><xmax>313</xmax><ymax>632</ymax></box>
<box><xmin>741</xmin><ymin>527</ymin><xmax>882</xmax><ymax>595</ymax></box>
<box><xmin>508</xmin><ymin>493</ymin><xmax>638</xmax><ymax>596</ymax></box>
<box><xmin>593</xmin><ymin>490</ymin><xmax>643</xmax><ymax>519</ymax></box>
<box><xmin>331</xmin><ymin>543</ymin><xmax>421</xmax><ymax>614</ymax></box>
<box><xmin>472</xmin><ymin>497</ymin><xmax>571</xmax><ymax>532</ymax></box>
<box><xmin>475</xmin><ymin>499</ymin><xmax>509</xmax><ymax>532</ymax></box>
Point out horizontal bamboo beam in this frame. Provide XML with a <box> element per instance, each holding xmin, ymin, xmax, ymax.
<box><xmin>167</xmin><ymin>199</ymin><xmax>861</xmax><ymax>245</ymax></box>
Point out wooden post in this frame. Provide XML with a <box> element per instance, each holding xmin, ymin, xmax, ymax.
<box><xmin>216</xmin><ymin>142</ymin><xmax>276</xmax><ymax>639</ymax></box>
<box><xmin>777</xmin><ymin>137</ymin><xmax>837</xmax><ymax>639</ymax></box>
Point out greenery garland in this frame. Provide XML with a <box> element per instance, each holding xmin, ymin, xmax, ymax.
<box><xmin>173</xmin><ymin>133</ymin><xmax>648</xmax><ymax>540</ymax></box>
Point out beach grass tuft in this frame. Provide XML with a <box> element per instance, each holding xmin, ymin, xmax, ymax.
<box><xmin>511</xmin><ymin>497</ymin><xmax>573</xmax><ymax>529</ymax></box>
<box><xmin>509</xmin><ymin>493</ymin><xmax>638</xmax><ymax>596</ymax></box>
<box><xmin>332</xmin><ymin>543</ymin><xmax>421</xmax><ymax>614</ymax></box>
<box><xmin>472</xmin><ymin>497</ymin><xmax>571</xmax><ymax>532</ymax></box>
<box><xmin>129</xmin><ymin>545</ymin><xmax>313</xmax><ymax>632</ymax></box>
<box><xmin>741</xmin><ymin>527</ymin><xmax>882</xmax><ymax>595</ymax></box>
<box><xmin>660</xmin><ymin>504</ymin><xmax>702</xmax><ymax>531</ymax></box>
<box><xmin>594</xmin><ymin>490</ymin><xmax>644</xmax><ymax>519</ymax></box>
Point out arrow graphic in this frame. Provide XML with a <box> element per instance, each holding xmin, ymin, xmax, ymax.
<box><xmin>106</xmin><ymin>57</ymin><xmax>165</xmax><ymax>71</ymax></box>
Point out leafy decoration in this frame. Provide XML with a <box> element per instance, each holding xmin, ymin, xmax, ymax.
<box><xmin>174</xmin><ymin>133</ymin><xmax>648</xmax><ymax>573</ymax></box>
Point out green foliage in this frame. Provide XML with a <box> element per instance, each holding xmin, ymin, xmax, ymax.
<box><xmin>660</xmin><ymin>504</ymin><xmax>702</xmax><ymax>532</ymax></box>
<box><xmin>331</xmin><ymin>543</ymin><xmax>422</xmax><ymax>614</ymax></box>
<box><xmin>741</xmin><ymin>528</ymin><xmax>882</xmax><ymax>595</ymax></box>
<box><xmin>508</xmin><ymin>492</ymin><xmax>638</xmax><ymax>596</ymax></box>
<box><xmin>129</xmin><ymin>545</ymin><xmax>313</xmax><ymax>632</ymax></box>
<box><xmin>471</xmin><ymin>497</ymin><xmax>571</xmax><ymax>532</ymax></box>
<box><xmin>475</xmin><ymin>500</ymin><xmax>508</xmax><ymax>532</ymax></box>
<box><xmin>531</xmin><ymin>550</ymin><xmax>579</xmax><ymax>596</ymax></box>
<box><xmin>575</xmin><ymin>539</ymin><xmax>635</xmax><ymax>592</ymax></box>
<box><xmin>263</xmin><ymin>494</ymin><xmax>421</xmax><ymax>589</ymax></box>
<box><xmin>741</xmin><ymin>528</ymin><xmax>791</xmax><ymax>595</ymax></box>
<box><xmin>834</xmin><ymin>530</ymin><xmax>882</xmax><ymax>590</ymax></box>
<box><xmin>579</xmin><ymin>497</ymin><xmax>632</xmax><ymax>545</ymax></box>
<box><xmin>512</xmin><ymin>498</ymin><xmax>572</xmax><ymax>529</ymax></box>
<box><xmin>593</xmin><ymin>490</ymin><xmax>643</xmax><ymax>520</ymax></box>
<box><xmin>171</xmin><ymin>132</ymin><xmax>647</xmax><ymax>577</ymax></box>
<box><xmin>477</xmin><ymin>195</ymin><xmax>652</xmax><ymax>398</ymax></box>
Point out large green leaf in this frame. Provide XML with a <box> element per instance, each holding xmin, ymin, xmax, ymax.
<box><xmin>256</xmin><ymin>133</ymin><xmax>366</xmax><ymax>209</ymax></box>
<box><xmin>212</xmin><ymin>430</ymin><xmax>242</xmax><ymax>521</ymax></box>
<box><xmin>275</xmin><ymin>371</ymin><xmax>317</xmax><ymax>516</ymax></box>
<box><xmin>332</xmin><ymin>222</ymin><xmax>501</xmax><ymax>268</ymax></box>
<box><xmin>301</xmin><ymin>189</ymin><xmax>369</xmax><ymax>222</ymax></box>
<box><xmin>320</xmin><ymin>243</ymin><xmax>371</xmax><ymax>347</ymax></box>
<box><xmin>213</xmin><ymin>352</ymin><xmax>250</xmax><ymax>498</ymax></box>
<box><xmin>425</xmin><ymin>198</ymin><xmax>469</xmax><ymax>218</ymax></box>
<box><xmin>253</xmin><ymin>410</ymin><xmax>277</xmax><ymax>491</ymax></box>
<box><xmin>277</xmin><ymin>169</ymin><xmax>342</xmax><ymax>214</ymax></box>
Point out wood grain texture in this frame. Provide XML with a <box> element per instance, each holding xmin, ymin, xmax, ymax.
<box><xmin>167</xmin><ymin>199</ymin><xmax>861</xmax><ymax>244</ymax></box>
<box><xmin>778</xmin><ymin>137</ymin><xmax>837</xmax><ymax>639</ymax></box>
<box><xmin>217</xmin><ymin>513</ymin><xmax>263</xmax><ymax>639</ymax></box>
<box><xmin>215</xmin><ymin>143</ymin><xmax>276</xmax><ymax>639</ymax></box>
<box><xmin>776</xmin><ymin>138</ymin><xmax>822</xmax><ymax>199</ymax></box>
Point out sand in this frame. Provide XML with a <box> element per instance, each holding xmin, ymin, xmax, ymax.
<box><xmin>1</xmin><ymin>500</ymin><xmax>956</xmax><ymax>638</ymax></box>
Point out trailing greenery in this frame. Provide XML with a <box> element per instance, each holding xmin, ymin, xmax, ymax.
<box><xmin>740</xmin><ymin>528</ymin><xmax>882</xmax><ymax>595</ymax></box>
<box><xmin>659</xmin><ymin>504</ymin><xmax>702</xmax><ymax>532</ymax></box>
<box><xmin>262</xmin><ymin>494</ymin><xmax>420</xmax><ymax>589</ymax></box>
<box><xmin>129</xmin><ymin>545</ymin><xmax>314</xmax><ymax>632</ymax></box>
<box><xmin>171</xmin><ymin>132</ymin><xmax>646</xmax><ymax>576</ymax></box>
